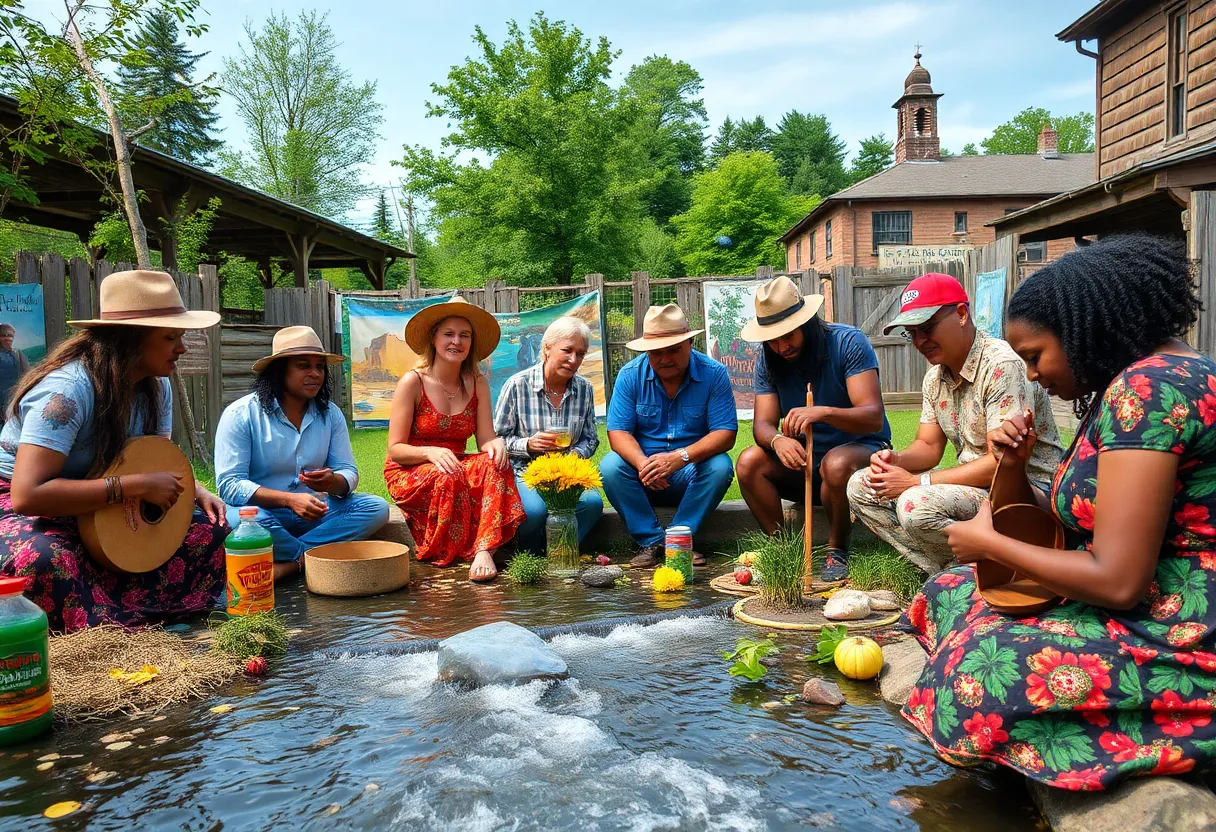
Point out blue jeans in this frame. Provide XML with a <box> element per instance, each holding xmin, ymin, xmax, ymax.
<box><xmin>225</xmin><ymin>493</ymin><xmax>390</xmax><ymax>562</ymax></box>
<box><xmin>514</xmin><ymin>474</ymin><xmax>604</xmax><ymax>555</ymax></box>
<box><xmin>600</xmin><ymin>451</ymin><xmax>734</xmax><ymax>547</ymax></box>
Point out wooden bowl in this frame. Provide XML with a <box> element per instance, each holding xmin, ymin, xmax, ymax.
<box><xmin>304</xmin><ymin>541</ymin><xmax>410</xmax><ymax>597</ymax></box>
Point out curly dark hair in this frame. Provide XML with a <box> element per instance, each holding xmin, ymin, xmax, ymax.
<box><xmin>251</xmin><ymin>357</ymin><xmax>331</xmax><ymax>418</ymax></box>
<box><xmin>1007</xmin><ymin>233</ymin><xmax>1201</xmax><ymax>420</ymax></box>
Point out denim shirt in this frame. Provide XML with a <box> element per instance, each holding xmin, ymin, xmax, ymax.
<box><xmin>214</xmin><ymin>392</ymin><xmax>359</xmax><ymax>507</ymax></box>
<box><xmin>606</xmin><ymin>350</ymin><xmax>738</xmax><ymax>456</ymax></box>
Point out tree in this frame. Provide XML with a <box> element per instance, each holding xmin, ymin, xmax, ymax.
<box><xmin>370</xmin><ymin>189</ymin><xmax>397</xmax><ymax>241</ymax></box>
<box><xmin>708</xmin><ymin>287</ymin><xmax>747</xmax><ymax>355</ymax></box>
<box><xmin>709</xmin><ymin>116</ymin><xmax>736</xmax><ymax>163</ymax></box>
<box><xmin>709</xmin><ymin>115</ymin><xmax>772</xmax><ymax>163</ymax></box>
<box><xmin>401</xmin><ymin>13</ymin><xmax>649</xmax><ymax>284</ymax></box>
<box><xmin>771</xmin><ymin>111</ymin><xmax>848</xmax><ymax>196</ymax></box>
<box><xmin>961</xmin><ymin>142</ymin><xmax>979</xmax><ymax>155</ymax></box>
<box><xmin>220</xmin><ymin>11</ymin><xmax>382</xmax><ymax>219</ymax></box>
<box><xmin>980</xmin><ymin>107</ymin><xmax>1095</xmax><ymax>155</ymax></box>
<box><xmin>117</xmin><ymin>10</ymin><xmax>220</xmax><ymax>164</ymax></box>
<box><xmin>848</xmin><ymin>133</ymin><xmax>893</xmax><ymax>183</ymax></box>
<box><xmin>671</xmin><ymin>151</ymin><xmax>817</xmax><ymax>276</ymax></box>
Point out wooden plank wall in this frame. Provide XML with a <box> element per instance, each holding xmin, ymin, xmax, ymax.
<box><xmin>1189</xmin><ymin>189</ymin><xmax>1216</xmax><ymax>360</ymax></box>
<box><xmin>219</xmin><ymin>325</ymin><xmax>278</xmax><ymax>407</ymax></box>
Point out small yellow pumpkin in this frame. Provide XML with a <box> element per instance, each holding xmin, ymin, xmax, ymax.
<box><xmin>833</xmin><ymin>636</ymin><xmax>884</xmax><ymax>680</ymax></box>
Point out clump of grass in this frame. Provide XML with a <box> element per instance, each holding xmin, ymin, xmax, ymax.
<box><xmin>740</xmin><ymin>526</ymin><xmax>806</xmax><ymax>609</ymax></box>
<box><xmin>504</xmin><ymin>551</ymin><xmax>547</xmax><ymax>585</ymax></box>
<box><xmin>845</xmin><ymin>541</ymin><xmax>927</xmax><ymax>601</ymax></box>
<box><xmin>209</xmin><ymin>610</ymin><xmax>290</xmax><ymax>660</ymax></box>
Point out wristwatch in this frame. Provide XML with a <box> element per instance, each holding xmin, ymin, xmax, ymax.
<box><xmin>920</xmin><ymin>471</ymin><xmax>933</xmax><ymax>487</ymax></box>
<box><xmin>678</xmin><ymin>448</ymin><xmax>690</xmax><ymax>464</ymax></box>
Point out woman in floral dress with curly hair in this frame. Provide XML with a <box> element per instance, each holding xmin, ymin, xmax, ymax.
<box><xmin>902</xmin><ymin>234</ymin><xmax>1216</xmax><ymax>790</ymax></box>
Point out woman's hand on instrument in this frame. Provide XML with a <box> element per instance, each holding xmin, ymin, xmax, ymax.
<box><xmin>527</xmin><ymin>431</ymin><xmax>559</xmax><ymax>453</ymax></box>
<box><xmin>194</xmin><ymin>484</ymin><xmax>227</xmax><ymax>525</ymax></box>
<box><xmin>425</xmin><ymin>446</ymin><xmax>462</xmax><ymax>475</ymax></box>
<box><xmin>782</xmin><ymin>406</ymin><xmax>829</xmax><ymax>438</ymax></box>
<box><xmin>987</xmin><ymin>408</ymin><xmax>1037</xmax><ymax>464</ymax></box>
<box><xmin>943</xmin><ymin>501</ymin><xmax>997</xmax><ymax>564</ymax></box>
<box><xmin>483</xmin><ymin>437</ymin><xmax>510</xmax><ymax>470</ymax></box>
<box><xmin>127</xmin><ymin>472</ymin><xmax>185</xmax><ymax>512</ymax></box>
<box><xmin>771</xmin><ymin>434</ymin><xmax>807</xmax><ymax>470</ymax></box>
<box><xmin>284</xmin><ymin>492</ymin><xmax>328</xmax><ymax>521</ymax></box>
<box><xmin>299</xmin><ymin>467</ymin><xmax>340</xmax><ymax>494</ymax></box>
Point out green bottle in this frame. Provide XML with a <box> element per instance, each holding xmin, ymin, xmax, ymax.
<box><xmin>0</xmin><ymin>577</ymin><xmax>52</xmax><ymax>746</ymax></box>
<box><xmin>225</xmin><ymin>508</ymin><xmax>275</xmax><ymax>616</ymax></box>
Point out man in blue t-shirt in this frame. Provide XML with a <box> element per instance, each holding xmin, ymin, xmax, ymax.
<box><xmin>736</xmin><ymin>277</ymin><xmax>891</xmax><ymax>581</ymax></box>
<box><xmin>604</xmin><ymin>304</ymin><xmax>738</xmax><ymax>567</ymax></box>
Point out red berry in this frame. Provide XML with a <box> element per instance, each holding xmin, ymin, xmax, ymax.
<box><xmin>734</xmin><ymin>568</ymin><xmax>752</xmax><ymax>586</ymax></box>
<box><xmin>596</xmin><ymin>555</ymin><xmax>612</xmax><ymax>566</ymax></box>
<box><xmin>245</xmin><ymin>656</ymin><xmax>268</xmax><ymax>676</ymax></box>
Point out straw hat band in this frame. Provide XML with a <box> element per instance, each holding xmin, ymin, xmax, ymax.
<box><xmin>756</xmin><ymin>297</ymin><xmax>805</xmax><ymax>327</ymax></box>
<box><xmin>643</xmin><ymin>324</ymin><xmax>692</xmax><ymax>338</ymax></box>
<box><xmin>101</xmin><ymin>305</ymin><xmax>187</xmax><ymax>320</ymax></box>
<box><xmin>273</xmin><ymin>344</ymin><xmax>334</xmax><ymax>358</ymax></box>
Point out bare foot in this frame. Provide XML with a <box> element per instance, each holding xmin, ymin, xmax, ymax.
<box><xmin>470</xmin><ymin>550</ymin><xmax>498</xmax><ymax>582</ymax></box>
<box><xmin>273</xmin><ymin>561</ymin><xmax>300</xmax><ymax>581</ymax></box>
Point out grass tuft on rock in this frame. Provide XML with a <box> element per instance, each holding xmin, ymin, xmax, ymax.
<box><xmin>844</xmin><ymin>541</ymin><xmax>926</xmax><ymax>601</ymax></box>
<box><xmin>741</xmin><ymin>526</ymin><xmax>806</xmax><ymax>609</ymax></box>
<box><xmin>504</xmin><ymin>551</ymin><xmax>548</xmax><ymax>585</ymax></box>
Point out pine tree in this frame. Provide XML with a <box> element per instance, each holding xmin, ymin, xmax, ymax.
<box><xmin>118</xmin><ymin>10</ymin><xmax>221</xmax><ymax>164</ymax></box>
<box><xmin>370</xmin><ymin>190</ymin><xmax>397</xmax><ymax>241</ymax></box>
<box><xmin>709</xmin><ymin>117</ymin><xmax>737</xmax><ymax>163</ymax></box>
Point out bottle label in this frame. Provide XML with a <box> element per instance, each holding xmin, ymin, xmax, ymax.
<box><xmin>0</xmin><ymin>639</ymin><xmax>51</xmax><ymax>727</ymax></box>
<box><xmin>226</xmin><ymin>546</ymin><xmax>275</xmax><ymax>616</ymax></box>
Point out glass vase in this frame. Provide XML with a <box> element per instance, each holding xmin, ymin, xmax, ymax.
<box><xmin>545</xmin><ymin>509</ymin><xmax>580</xmax><ymax>576</ymax></box>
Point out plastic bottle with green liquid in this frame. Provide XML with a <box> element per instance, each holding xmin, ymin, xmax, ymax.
<box><xmin>225</xmin><ymin>507</ymin><xmax>275</xmax><ymax>616</ymax></box>
<box><xmin>0</xmin><ymin>577</ymin><xmax>52</xmax><ymax>746</ymax></box>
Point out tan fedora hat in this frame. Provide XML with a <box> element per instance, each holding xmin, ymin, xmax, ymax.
<box><xmin>252</xmin><ymin>326</ymin><xmax>346</xmax><ymax>372</ymax></box>
<box><xmin>739</xmin><ymin>276</ymin><xmax>824</xmax><ymax>342</ymax></box>
<box><xmin>404</xmin><ymin>296</ymin><xmax>501</xmax><ymax>361</ymax></box>
<box><xmin>68</xmin><ymin>269</ymin><xmax>220</xmax><ymax>330</ymax></box>
<box><xmin>625</xmin><ymin>303</ymin><xmax>703</xmax><ymax>352</ymax></box>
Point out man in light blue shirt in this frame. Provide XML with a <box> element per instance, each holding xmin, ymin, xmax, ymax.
<box><xmin>214</xmin><ymin>327</ymin><xmax>388</xmax><ymax>575</ymax></box>
<box><xmin>604</xmin><ymin>304</ymin><xmax>737</xmax><ymax>566</ymax></box>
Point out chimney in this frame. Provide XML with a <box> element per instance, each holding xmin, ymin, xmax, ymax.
<box><xmin>1038</xmin><ymin>122</ymin><xmax>1060</xmax><ymax>159</ymax></box>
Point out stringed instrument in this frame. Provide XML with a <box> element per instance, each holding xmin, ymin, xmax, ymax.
<box><xmin>78</xmin><ymin>436</ymin><xmax>195</xmax><ymax>574</ymax></box>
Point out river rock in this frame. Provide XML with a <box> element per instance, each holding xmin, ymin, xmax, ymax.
<box><xmin>1030</xmin><ymin>777</ymin><xmax>1216</xmax><ymax>832</ymax></box>
<box><xmin>580</xmin><ymin>565</ymin><xmax>624</xmax><ymax>588</ymax></box>
<box><xmin>823</xmin><ymin>589</ymin><xmax>872</xmax><ymax>620</ymax></box>
<box><xmin>436</xmin><ymin>621</ymin><xmax>568</xmax><ymax>686</ymax></box>
<box><xmin>865</xmin><ymin>590</ymin><xmax>901</xmax><ymax>611</ymax></box>
<box><xmin>801</xmin><ymin>678</ymin><xmax>845</xmax><ymax>707</ymax></box>
<box><xmin>879</xmin><ymin>638</ymin><xmax>927</xmax><ymax>707</ymax></box>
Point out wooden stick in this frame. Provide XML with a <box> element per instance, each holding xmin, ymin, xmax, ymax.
<box><xmin>804</xmin><ymin>383</ymin><xmax>814</xmax><ymax>592</ymax></box>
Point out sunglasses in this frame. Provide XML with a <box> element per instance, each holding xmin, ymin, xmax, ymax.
<box><xmin>899</xmin><ymin>306</ymin><xmax>958</xmax><ymax>342</ymax></box>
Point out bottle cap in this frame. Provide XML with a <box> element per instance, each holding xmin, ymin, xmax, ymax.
<box><xmin>239</xmin><ymin>507</ymin><xmax>259</xmax><ymax>518</ymax></box>
<box><xmin>0</xmin><ymin>577</ymin><xmax>28</xmax><ymax>596</ymax></box>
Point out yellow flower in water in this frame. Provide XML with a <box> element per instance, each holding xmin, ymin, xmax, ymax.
<box><xmin>653</xmin><ymin>566</ymin><xmax>686</xmax><ymax>592</ymax></box>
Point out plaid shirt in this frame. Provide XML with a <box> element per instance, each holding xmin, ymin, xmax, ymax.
<box><xmin>493</xmin><ymin>363</ymin><xmax>599</xmax><ymax>474</ymax></box>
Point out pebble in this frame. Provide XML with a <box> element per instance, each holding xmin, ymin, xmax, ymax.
<box><xmin>364</xmin><ymin>783</ymin><xmax>379</xmax><ymax>792</ymax></box>
<box><xmin>105</xmin><ymin>741</ymin><xmax>131</xmax><ymax>751</ymax></box>
<box><xmin>580</xmin><ymin>565</ymin><xmax>624</xmax><ymax>587</ymax></box>
<box><xmin>36</xmin><ymin>762</ymin><xmax>54</xmax><ymax>771</ymax></box>
<box><xmin>325</xmin><ymin>804</ymin><xmax>342</xmax><ymax>816</ymax></box>
<box><xmin>823</xmin><ymin>589</ymin><xmax>872</xmax><ymax>621</ymax></box>
<box><xmin>801</xmin><ymin>678</ymin><xmax>846</xmax><ymax>707</ymax></box>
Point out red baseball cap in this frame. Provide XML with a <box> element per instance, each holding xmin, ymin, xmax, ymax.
<box><xmin>882</xmin><ymin>273</ymin><xmax>969</xmax><ymax>335</ymax></box>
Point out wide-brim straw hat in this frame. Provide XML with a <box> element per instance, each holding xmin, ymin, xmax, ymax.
<box><xmin>252</xmin><ymin>325</ymin><xmax>346</xmax><ymax>372</ymax></box>
<box><xmin>739</xmin><ymin>276</ymin><xmax>824</xmax><ymax>342</ymax></box>
<box><xmin>625</xmin><ymin>303</ymin><xmax>703</xmax><ymax>351</ymax></box>
<box><xmin>68</xmin><ymin>269</ymin><xmax>220</xmax><ymax>330</ymax></box>
<box><xmin>404</xmin><ymin>296</ymin><xmax>500</xmax><ymax>361</ymax></box>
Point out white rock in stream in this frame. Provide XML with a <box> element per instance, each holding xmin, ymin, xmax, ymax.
<box><xmin>437</xmin><ymin>621</ymin><xmax>569</xmax><ymax>686</ymax></box>
<box><xmin>823</xmin><ymin>589</ymin><xmax>872</xmax><ymax>621</ymax></box>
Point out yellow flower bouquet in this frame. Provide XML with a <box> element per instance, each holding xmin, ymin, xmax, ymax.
<box><xmin>521</xmin><ymin>453</ymin><xmax>602</xmax><ymax>513</ymax></box>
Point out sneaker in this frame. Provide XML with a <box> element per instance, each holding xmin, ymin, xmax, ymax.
<box><xmin>821</xmin><ymin>548</ymin><xmax>850</xmax><ymax>582</ymax></box>
<box><xmin>630</xmin><ymin>544</ymin><xmax>664</xmax><ymax>568</ymax></box>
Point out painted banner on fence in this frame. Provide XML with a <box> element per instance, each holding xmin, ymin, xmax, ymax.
<box><xmin>342</xmin><ymin>292</ymin><xmax>606</xmax><ymax>426</ymax></box>
<box><xmin>877</xmin><ymin>244</ymin><xmax>973</xmax><ymax>270</ymax></box>
<box><xmin>703</xmin><ymin>279</ymin><xmax>765</xmax><ymax>418</ymax></box>
<box><xmin>973</xmin><ymin>267</ymin><xmax>1007</xmax><ymax>339</ymax></box>
<box><xmin>0</xmin><ymin>283</ymin><xmax>46</xmax><ymax>364</ymax></box>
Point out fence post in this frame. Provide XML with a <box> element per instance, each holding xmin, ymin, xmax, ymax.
<box><xmin>631</xmin><ymin>271</ymin><xmax>650</xmax><ymax>339</ymax></box>
<box><xmin>483</xmin><ymin>278</ymin><xmax>501</xmax><ymax>313</ymax></box>
<box><xmin>200</xmin><ymin>264</ymin><xmax>222</xmax><ymax>451</ymax></box>
<box><xmin>39</xmin><ymin>253</ymin><xmax>67</xmax><ymax>349</ymax></box>
<box><xmin>582</xmin><ymin>273</ymin><xmax>603</xmax><ymax>298</ymax></box>
<box><xmin>14</xmin><ymin>251</ymin><xmax>37</xmax><ymax>285</ymax></box>
<box><xmin>69</xmin><ymin>257</ymin><xmax>92</xmax><ymax>321</ymax></box>
<box><xmin>93</xmin><ymin>259</ymin><xmax>112</xmax><ymax>315</ymax></box>
<box><xmin>756</xmin><ymin>265</ymin><xmax>775</xmax><ymax>280</ymax></box>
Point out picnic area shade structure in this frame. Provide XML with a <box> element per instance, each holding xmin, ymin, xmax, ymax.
<box><xmin>0</xmin><ymin>93</ymin><xmax>410</xmax><ymax>289</ymax></box>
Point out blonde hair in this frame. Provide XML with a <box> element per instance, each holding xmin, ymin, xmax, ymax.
<box><xmin>540</xmin><ymin>316</ymin><xmax>591</xmax><ymax>362</ymax></box>
<box><xmin>417</xmin><ymin>315</ymin><xmax>482</xmax><ymax>381</ymax></box>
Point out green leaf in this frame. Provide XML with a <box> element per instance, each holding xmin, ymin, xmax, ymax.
<box><xmin>1147</xmin><ymin>666</ymin><xmax>1196</xmax><ymax>696</ymax></box>
<box><xmin>935</xmin><ymin>686</ymin><xmax>959</xmax><ymax>736</ymax></box>
<box><xmin>1185</xmin><ymin>467</ymin><xmax>1216</xmax><ymax>500</ymax></box>
<box><xmin>810</xmin><ymin>625</ymin><xmax>847</xmax><ymax>664</ymax></box>
<box><xmin>728</xmin><ymin>660</ymin><xmax>767</xmax><ymax>681</ymax></box>
<box><xmin>934</xmin><ymin>586</ymin><xmax>972</xmax><ymax>637</ymax></box>
<box><xmin>1116</xmin><ymin>710</ymin><xmax>1144</xmax><ymax>744</ymax></box>
<box><xmin>1008</xmin><ymin>624</ymin><xmax>1085</xmax><ymax>649</ymax></box>
<box><xmin>1194</xmin><ymin>738</ymin><xmax>1216</xmax><ymax>755</ymax></box>
<box><xmin>1118</xmin><ymin>664</ymin><xmax>1143</xmax><ymax>707</ymax></box>
<box><xmin>1118</xmin><ymin>756</ymin><xmax>1159</xmax><ymax>776</ymax></box>
<box><xmin>1009</xmin><ymin>717</ymin><xmax>1095</xmax><ymax>771</ymax></box>
<box><xmin>1142</xmin><ymin>424</ymin><xmax>1181</xmax><ymax>450</ymax></box>
<box><xmin>1070</xmin><ymin>609</ymin><xmax>1110</xmax><ymax>641</ymax></box>
<box><xmin>958</xmin><ymin>637</ymin><xmax>1021</xmax><ymax>704</ymax></box>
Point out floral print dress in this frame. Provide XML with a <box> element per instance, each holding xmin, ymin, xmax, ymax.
<box><xmin>901</xmin><ymin>353</ymin><xmax>1216</xmax><ymax>790</ymax></box>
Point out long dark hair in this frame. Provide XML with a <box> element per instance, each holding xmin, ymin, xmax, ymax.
<box><xmin>7</xmin><ymin>327</ymin><xmax>160</xmax><ymax>476</ymax></box>
<box><xmin>762</xmin><ymin>316</ymin><xmax>828</xmax><ymax>385</ymax></box>
<box><xmin>1007</xmin><ymin>233</ymin><xmax>1201</xmax><ymax>420</ymax></box>
<box><xmin>251</xmin><ymin>357</ymin><xmax>331</xmax><ymax>419</ymax></box>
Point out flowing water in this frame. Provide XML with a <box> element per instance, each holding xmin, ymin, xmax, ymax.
<box><xmin>0</xmin><ymin>565</ymin><xmax>1042</xmax><ymax>831</ymax></box>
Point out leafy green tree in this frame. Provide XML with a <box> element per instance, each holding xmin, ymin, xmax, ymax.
<box><xmin>961</xmin><ymin>142</ymin><xmax>979</xmax><ymax>155</ymax></box>
<box><xmin>709</xmin><ymin>115</ymin><xmax>772</xmax><ymax>163</ymax></box>
<box><xmin>635</xmin><ymin>218</ymin><xmax>681</xmax><ymax>280</ymax></box>
<box><xmin>981</xmin><ymin>107</ymin><xmax>1095</xmax><ymax>154</ymax></box>
<box><xmin>401</xmin><ymin>13</ymin><xmax>649</xmax><ymax>285</ymax></box>
<box><xmin>848</xmin><ymin>133</ymin><xmax>893</xmax><ymax>183</ymax></box>
<box><xmin>220</xmin><ymin>11</ymin><xmax>382</xmax><ymax>219</ymax></box>
<box><xmin>370</xmin><ymin>189</ymin><xmax>398</xmax><ymax>241</ymax></box>
<box><xmin>671</xmin><ymin>152</ymin><xmax>817</xmax><ymax>276</ymax></box>
<box><xmin>771</xmin><ymin>111</ymin><xmax>848</xmax><ymax>196</ymax></box>
<box><xmin>117</xmin><ymin>10</ymin><xmax>220</xmax><ymax>164</ymax></box>
<box><xmin>709</xmin><ymin>116</ymin><xmax>736</xmax><ymax>163</ymax></box>
<box><xmin>708</xmin><ymin>287</ymin><xmax>747</xmax><ymax>354</ymax></box>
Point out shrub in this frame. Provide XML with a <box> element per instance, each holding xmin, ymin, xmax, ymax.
<box><xmin>504</xmin><ymin>551</ymin><xmax>547</xmax><ymax>585</ymax></box>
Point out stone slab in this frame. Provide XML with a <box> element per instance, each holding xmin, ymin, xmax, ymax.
<box><xmin>436</xmin><ymin>621</ymin><xmax>568</xmax><ymax>686</ymax></box>
<box><xmin>1030</xmin><ymin>777</ymin><xmax>1216</xmax><ymax>832</ymax></box>
<box><xmin>878</xmin><ymin>637</ymin><xmax>927</xmax><ymax>707</ymax></box>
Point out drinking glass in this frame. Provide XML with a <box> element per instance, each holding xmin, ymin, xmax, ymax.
<box><xmin>548</xmin><ymin>415</ymin><xmax>572</xmax><ymax>449</ymax></box>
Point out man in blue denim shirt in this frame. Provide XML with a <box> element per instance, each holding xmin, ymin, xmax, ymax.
<box><xmin>604</xmin><ymin>305</ymin><xmax>737</xmax><ymax>566</ymax></box>
<box><xmin>214</xmin><ymin>327</ymin><xmax>388</xmax><ymax>577</ymax></box>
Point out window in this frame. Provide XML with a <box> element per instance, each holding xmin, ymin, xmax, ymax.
<box><xmin>794</xmin><ymin>239</ymin><xmax>802</xmax><ymax>269</ymax></box>
<box><xmin>1022</xmin><ymin>241</ymin><xmax>1047</xmax><ymax>263</ymax></box>
<box><xmin>954</xmin><ymin>212</ymin><xmax>967</xmax><ymax>234</ymax></box>
<box><xmin>825</xmin><ymin>220</ymin><xmax>833</xmax><ymax>259</ymax></box>
<box><xmin>1168</xmin><ymin>6</ymin><xmax>1189</xmax><ymax>139</ymax></box>
<box><xmin>809</xmin><ymin>230</ymin><xmax>816</xmax><ymax>262</ymax></box>
<box><xmin>872</xmin><ymin>211</ymin><xmax>912</xmax><ymax>254</ymax></box>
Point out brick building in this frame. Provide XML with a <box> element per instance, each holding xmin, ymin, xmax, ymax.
<box><xmin>779</xmin><ymin>52</ymin><xmax>1095</xmax><ymax>271</ymax></box>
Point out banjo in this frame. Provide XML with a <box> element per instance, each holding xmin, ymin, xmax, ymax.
<box><xmin>78</xmin><ymin>437</ymin><xmax>196</xmax><ymax>574</ymax></box>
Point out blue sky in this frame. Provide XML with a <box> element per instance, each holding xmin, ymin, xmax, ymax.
<box><xmin>33</xmin><ymin>0</ymin><xmax>1101</xmax><ymax>226</ymax></box>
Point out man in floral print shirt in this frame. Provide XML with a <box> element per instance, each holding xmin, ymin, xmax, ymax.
<box><xmin>846</xmin><ymin>273</ymin><xmax>1063</xmax><ymax>572</ymax></box>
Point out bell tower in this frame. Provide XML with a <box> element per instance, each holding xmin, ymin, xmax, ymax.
<box><xmin>893</xmin><ymin>47</ymin><xmax>943</xmax><ymax>163</ymax></box>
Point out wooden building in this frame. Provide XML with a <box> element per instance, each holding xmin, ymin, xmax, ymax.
<box><xmin>992</xmin><ymin>0</ymin><xmax>1216</xmax><ymax>358</ymax></box>
<box><xmin>780</xmin><ymin>53</ymin><xmax>1094</xmax><ymax>272</ymax></box>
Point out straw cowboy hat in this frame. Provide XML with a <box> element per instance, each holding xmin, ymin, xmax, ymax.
<box><xmin>68</xmin><ymin>269</ymin><xmax>220</xmax><ymax>330</ymax></box>
<box><xmin>404</xmin><ymin>296</ymin><xmax>501</xmax><ymax>361</ymax></box>
<box><xmin>252</xmin><ymin>326</ymin><xmax>346</xmax><ymax>372</ymax></box>
<box><xmin>625</xmin><ymin>304</ymin><xmax>703</xmax><ymax>352</ymax></box>
<box><xmin>739</xmin><ymin>276</ymin><xmax>824</xmax><ymax>342</ymax></box>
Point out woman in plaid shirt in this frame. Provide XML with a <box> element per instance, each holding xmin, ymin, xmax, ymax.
<box><xmin>494</xmin><ymin>316</ymin><xmax>602</xmax><ymax>554</ymax></box>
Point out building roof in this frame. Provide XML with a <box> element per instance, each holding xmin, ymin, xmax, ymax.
<box><xmin>1057</xmin><ymin>0</ymin><xmax>1144</xmax><ymax>43</ymax></box>
<box><xmin>779</xmin><ymin>152</ymin><xmax>1097</xmax><ymax>242</ymax></box>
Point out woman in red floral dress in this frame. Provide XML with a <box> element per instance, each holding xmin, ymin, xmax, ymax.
<box><xmin>902</xmin><ymin>234</ymin><xmax>1216</xmax><ymax>790</ymax></box>
<box><xmin>383</xmin><ymin>298</ymin><xmax>523</xmax><ymax>581</ymax></box>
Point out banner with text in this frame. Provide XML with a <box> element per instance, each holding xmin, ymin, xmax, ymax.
<box><xmin>877</xmin><ymin>244</ymin><xmax>972</xmax><ymax>270</ymax></box>
<box><xmin>0</xmin><ymin>283</ymin><xmax>46</xmax><ymax>365</ymax></box>
<box><xmin>702</xmin><ymin>279</ymin><xmax>766</xmax><ymax>419</ymax></box>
